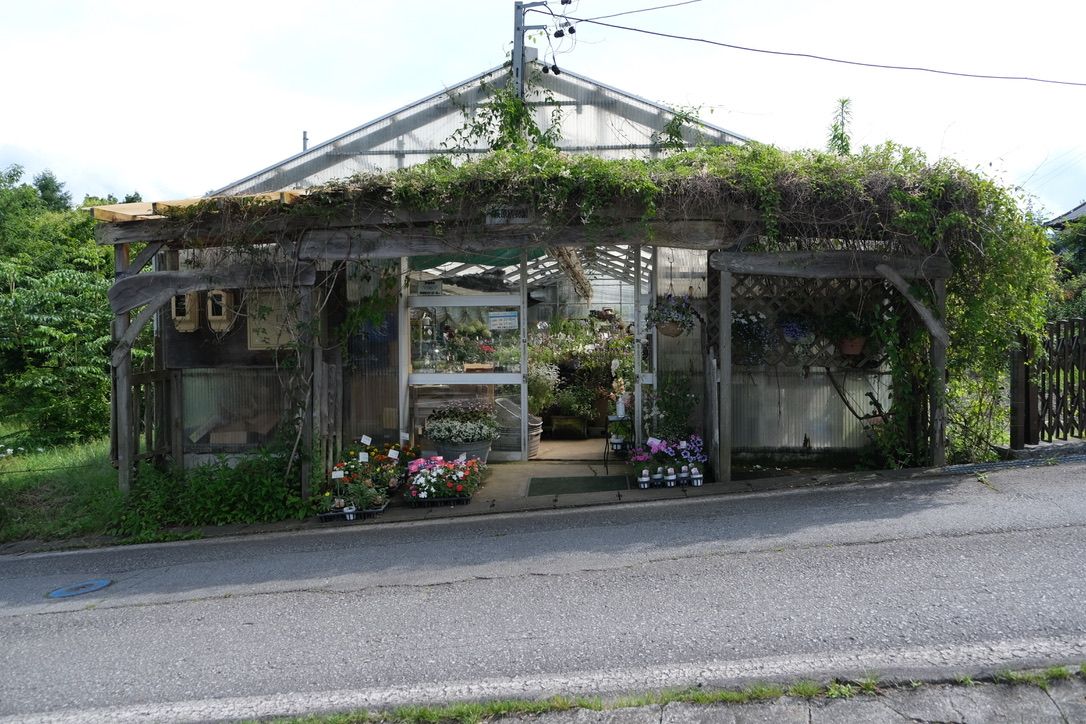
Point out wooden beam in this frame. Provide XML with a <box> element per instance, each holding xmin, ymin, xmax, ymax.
<box><xmin>874</xmin><ymin>264</ymin><xmax>951</xmax><ymax>347</ymax></box>
<box><xmin>113</xmin><ymin>244</ymin><xmax>132</xmax><ymax>495</ymax></box>
<box><xmin>108</xmin><ymin>264</ymin><xmax>316</xmax><ymax>315</ymax></box>
<box><xmin>718</xmin><ymin>270</ymin><xmax>733</xmax><ymax>483</ymax></box>
<box><xmin>709</xmin><ymin>251</ymin><xmax>953</xmax><ymax>279</ymax></box>
<box><xmin>111</xmin><ymin>291</ymin><xmax>172</xmax><ymax>367</ymax></box>
<box><xmin>95</xmin><ymin>207</ymin><xmax>449</xmax><ymax>245</ymax></box>
<box><xmin>122</xmin><ymin>241</ymin><xmax>167</xmax><ymax>278</ymax></box>
<box><xmin>298</xmin><ymin>221</ymin><xmax>730</xmax><ymax>260</ymax></box>
<box><xmin>91</xmin><ymin>202</ymin><xmax>160</xmax><ymax>222</ymax></box>
<box><xmin>96</xmin><ymin>206</ymin><xmax>739</xmax><ymax>248</ymax></box>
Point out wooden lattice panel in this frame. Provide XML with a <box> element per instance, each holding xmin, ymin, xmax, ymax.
<box><xmin>725</xmin><ymin>275</ymin><xmax>891</xmax><ymax>369</ymax></box>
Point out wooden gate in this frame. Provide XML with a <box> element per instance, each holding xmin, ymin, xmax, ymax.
<box><xmin>1011</xmin><ymin>319</ymin><xmax>1086</xmax><ymax>447</ymax></box>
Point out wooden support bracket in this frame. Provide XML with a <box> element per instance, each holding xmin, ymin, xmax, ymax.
<box><xmin>875</xmin><ymin>264</ymin><xmax>950</xmax><ymax>347</ymax></box>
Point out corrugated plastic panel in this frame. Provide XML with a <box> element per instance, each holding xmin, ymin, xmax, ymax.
<box><xmin>181</xmin><ymin>368</ymin><xmax>288</xmax><ymax>451</ymax></box>
<box><xmin>731</xmin><ymin>368</ymin><xmax>891</xmax><ymax>449</ymax></box>
<box><xmin>214</xmin><ymin>63</ymin><xmax>746</xmax><ymax>195</ymax></box>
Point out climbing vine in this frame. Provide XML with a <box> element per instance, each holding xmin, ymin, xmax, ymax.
<box><xmin>159</xmin><ymin>140</ymin><xmax>1055</xmax><ymax>464</ymax></box>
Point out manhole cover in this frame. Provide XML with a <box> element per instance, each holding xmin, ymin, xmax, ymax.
<box><xmin>47</xmin><ymin>579</ymin><xmax>112</xmax><ymax>599</ymax></box>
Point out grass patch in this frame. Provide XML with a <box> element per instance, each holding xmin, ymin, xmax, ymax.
<box><xmin>995</xmin><ymin>669</ymin><xmax>1049</xmax><ymax>689</ymax></box>
<box><xmin>0</xmin><ymin>437</ymin><xmax>123</xmax><ymax>543</ymax></box>
<box><xmin>1044</xmin><ymin>665</ymin><xmax>1072</xmax><ymax>682</ymax></box>
<box><xmin>856</xmin><ymin>675</ymin><xmax>879</xmax><ymax>695</ymax></box>
<box><xmin>825</xmin><ymin>681</ymin><xmax>857</xmax><ymax>699</ymax></box>
<box><xmin>785</xmin><ymin>680</ymin><xmax>823</xmax><ymax>699</ymax></box>
<box><xmin>272</xmin><ymin>665</ymin><xmax>1086</xmax><ymax>723</ymax></box>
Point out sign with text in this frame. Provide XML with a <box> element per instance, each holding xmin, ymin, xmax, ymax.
<box><xmin>487</xmin><ymin>310</ymin><xmax>519</xmax><ymax>331</ymax></box>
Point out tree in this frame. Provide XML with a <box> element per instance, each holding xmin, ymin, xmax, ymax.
<box><xmin>32</xmin><ymin>170</ymin><xmax>72</xmax><ymax>211</ymax></box>
<box><xmin>1050</xmin><ymin>217</ymin><xmax>1086</xmax><ymax>319</ymax></box>
<box><xmin>0</xmin><ymin>168</ymin><xmax>119</xmax><ymax>442</ymax></box>
<box><xmin>0</xmin><ymin>263</ymin><xmax>113</xmax><ymax>444</ymax></box>
<box><xmin>827</xmin><ymin>98</ymin><xmax>853</xmax><ymax>156</ymax></box>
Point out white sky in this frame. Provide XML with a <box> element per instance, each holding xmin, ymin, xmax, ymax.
<box><xmin>3</xmin><ymin>0</ymin><xmax>1084</xmax><ymax>220</ymax></box>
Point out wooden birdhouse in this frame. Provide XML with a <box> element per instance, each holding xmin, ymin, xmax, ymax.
<box><xmin>206</xmin><ymin>289</ymin><xmax>236</xmax><ymax>332</ymax></box>
<box><xmin>171</xmin><ymin>292</ymin><xmax>199</xmax><ymax>333</ymax></box>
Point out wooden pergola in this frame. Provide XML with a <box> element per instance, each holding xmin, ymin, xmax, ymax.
<box><xmin>95</xmin><ymin>191</ymin><xmax>953</xmax><ymax>493</ymax></box>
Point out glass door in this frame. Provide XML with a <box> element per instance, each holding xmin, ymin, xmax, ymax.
<box><xmin>400</xmin><ymin>254</ymin><xmax>529</xmax><ymax>461</ymax></box>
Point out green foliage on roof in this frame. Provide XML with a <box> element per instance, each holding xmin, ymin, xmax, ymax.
<box><xmin>168</xmin><ymin>143</ymin><xmax>1055</xmax><ymax>463</ymax></box>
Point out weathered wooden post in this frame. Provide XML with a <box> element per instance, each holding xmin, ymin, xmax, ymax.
<box><xmin>112</xmin><ymin>243</ymin><xmax>132</xmax><ymax>494</ymax></box>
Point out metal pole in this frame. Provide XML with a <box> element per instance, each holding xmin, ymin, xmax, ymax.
<box><xmin>513</xmin><ymin>1</ymin><xmax>547</xmax><ymax>100</ymax></box>
<box><xmin>633</xmin><ymin>245</ymin><xmax>643</xmax><ymax>445</ymax></box>
<box><xmin>520</xmin><ymin>249</ymin><xmax>529</xmax><ymax>461</ymax></box>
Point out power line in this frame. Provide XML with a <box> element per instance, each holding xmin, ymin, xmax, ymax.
<box><xmin>580</xmin><ymin>0</ymin><xmax>702</xmax><ymax>23</ymax></box>
<box><xmin>538</xmin><ymin>14</ymin><xmax>1086</xmax><ymax>88</ymax></box>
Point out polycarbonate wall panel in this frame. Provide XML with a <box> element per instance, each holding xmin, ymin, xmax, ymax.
<box><xmin>653</xmin><ymin>248</ymin><xmax>708</xmax><ymax>438</ymax></box>
<box><xmin>217</xmin><ymin>64</ymin><xmax>744</xmax><ymax>195</ymax></box>
<box><xmin>731</xmin><ymin>369</ymin><xmax>891</xmax><ymax>449</ymax></box>
<box><xmin>181</xmin><ymin>369</ymin><xmax>288</xmax><ymax>451</ymax></box>
<box><xmin>344</xmin><ymin>305</ymin><xmax>400</xmax><ymax>445</ymax></box>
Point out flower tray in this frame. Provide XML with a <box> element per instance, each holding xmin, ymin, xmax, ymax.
<box><xmin>362</xmin><ymin>501</ymin><xmax>390</xmax><ymax>517</ymax></box>
<box><xmin>317</xmin><ymin>501</ymin><xmax>389</xmax><ymax>523</ymax></box>
<box><xmin>406</xmin><ymin>494</ymin><xmax>473</xmax><ymax>508</ymax></box>
<box><xmin>318</xmin><ymin>510</ymin><xmax>356</xmax><ymax>523</ymax></box>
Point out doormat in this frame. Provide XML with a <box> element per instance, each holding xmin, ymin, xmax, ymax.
<box><xmin>528</xmin><ymin>475</ymin><xmax>629</xmax><ymax>497</ymax></box>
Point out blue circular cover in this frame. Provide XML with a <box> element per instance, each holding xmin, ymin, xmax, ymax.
<box><xmin>47</xmin><ymin>579</ymin><xmax>112</xmax><ymax>599</ymax></box>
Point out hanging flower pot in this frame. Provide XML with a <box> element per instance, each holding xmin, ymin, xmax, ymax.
<box><xmin>655</xmin><ymin>321</ymin><xmax>683</xmax><ymax>337</ymax></box>
<box><xmin>646</xmin><ymin>294</ymin><xmax>700</xmax><ymax>337</ymax></box>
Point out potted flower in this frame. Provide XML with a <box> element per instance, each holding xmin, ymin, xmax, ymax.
<box><xmin>526</xmin><ymin>361</ymin><xmax>560</xmax><ymax>416</ymax></box>
<box><xmin>731</xmin><ymin>310</ymin><xmax>771</xmax><ymax>365</ymax></box>
<box><xmin>404</xmin><ymin>455</ymin><xmax>485</xmax><ymax>506</ymax></box>
<box><xmin>777</xmin><ymin>312</ymin><xmax>816</xmax><ymax>345</ymax></box>
<box><xmin>822</xmin><ymin>310</ymin><xmax>872</xmax><ymax>356</ymax></box>
<box><xmin>423</xmin><ymin>400</ymin><xmax>500</xmax><ymax>463</ymax></box>
<box><xmin>551</xmin><ymin>386</ymin><xmax>596</xmax><ymax>438</ymax></box>
<box><xmin>646</xmin><ymin>293</ymin><xmax>699</xmax><ymax>337</ymax></box>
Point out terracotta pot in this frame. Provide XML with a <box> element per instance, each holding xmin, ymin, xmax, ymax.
<box><xmin>838</xmin><ymin>336</ymin><xmax>866</xmax><ymax>356</ymax></box>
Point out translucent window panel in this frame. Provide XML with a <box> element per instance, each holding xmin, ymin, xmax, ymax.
<box><xmin>408</xmin><ymin>250</ymin><xmax>528</xmax><ymax>296</ymax></box>
<box><xmin>181</xmin><ymin>369</ymin><xmax>288</xmax><ymax>451</ymax></box>
<box><xmin>409</xmin><ymin>384</ymin><xmax>525</xmax><ymax>458</ymax></box>
<box><xmin>409</xmin><ymin>306</ymin><xmax>521</xmax><ymax>373</ymax></box>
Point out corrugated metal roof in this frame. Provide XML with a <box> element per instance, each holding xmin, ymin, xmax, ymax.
<box><xmin>211</xmin><ymin>58</ymin><xmax>751</xmax><ymax>197</ymax></box>
<box><xmin>1047</xmin><ymin>200</ymin><xmax>1086</xmax><ymax>228</ymax></box>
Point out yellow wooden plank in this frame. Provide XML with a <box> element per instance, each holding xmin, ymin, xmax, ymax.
<box><xmin>91</xmin><ymin>202</ymin><xmax>156</xmax><ymax>222</ymax></box>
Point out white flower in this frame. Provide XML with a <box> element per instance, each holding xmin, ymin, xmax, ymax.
<box><xmin>5</xmin><ymin>448</ymin><xmax>11</xmax><ymax>455</ymax></box>
<box><xmin>419</xmin><ymin>491</ymin><xmax>428</xmax><ymax>499</ymax></box>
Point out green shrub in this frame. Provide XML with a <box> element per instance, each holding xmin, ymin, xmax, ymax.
<box><xmin>113</xmin><ymin>449</ymin><xmax>310</xmax><ymax>537</ymax></box>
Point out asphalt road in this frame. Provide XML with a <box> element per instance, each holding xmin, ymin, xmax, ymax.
<box><xmin>2</xmin><ymin>462</ymin><xmax>1086</xmax><ymax>722</ymax></box>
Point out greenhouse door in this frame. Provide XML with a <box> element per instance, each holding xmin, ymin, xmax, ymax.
<box><xmin>399</xmin><ymin>254</ymin><xmax>530</xmax><ymax>462</ymax></box>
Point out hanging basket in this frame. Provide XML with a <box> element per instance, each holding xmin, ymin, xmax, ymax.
<box><xmin>655</xmin><ymin>321</ymin><xmax>684</xmax><ymax>337</ymax></box>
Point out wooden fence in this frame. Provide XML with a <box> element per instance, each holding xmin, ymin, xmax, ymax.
<box><xmin>1010</xmin><ymin>319</ymin><xmax>1086</xmax><ymax>448</ymax></box>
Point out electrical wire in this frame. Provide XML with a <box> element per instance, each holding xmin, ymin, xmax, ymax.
<box><xmin>578</xmin><ymin>0</ymin><xmax>702</xmax><ymax>22</ymax></box>
<box><xmin>542</xmin><ymin>15</ymin><xmax>1086</xmax><ymax>88</ymax></box>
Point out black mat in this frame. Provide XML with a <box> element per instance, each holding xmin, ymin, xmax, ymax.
<box><xmin>527</xmin><ymin>475</ymin><xmax>629</xmax><ymax>496</ymax></box>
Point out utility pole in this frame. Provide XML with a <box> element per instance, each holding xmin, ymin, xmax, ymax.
<box><xmin>512</xmin><ymin>1</ymin><xmax>547</xmax><ymax>99</ymax></box>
